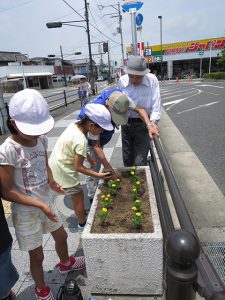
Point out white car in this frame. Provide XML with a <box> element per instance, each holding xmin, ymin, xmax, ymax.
<box><xmin>97</xmin><ymin>76</ymin><xmax>104</xmax><ymax>81</ymax></box>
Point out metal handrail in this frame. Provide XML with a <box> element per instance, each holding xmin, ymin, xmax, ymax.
<box><xmin>151</xmin><ymin>136</ymin><xmax>225</xmax><ymax>299</ymax></box>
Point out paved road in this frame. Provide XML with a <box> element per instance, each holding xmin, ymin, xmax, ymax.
<box><xmin>160</xmin><ymin>80</ymin><xmax>225</xmax><ymax>197</ymax></box>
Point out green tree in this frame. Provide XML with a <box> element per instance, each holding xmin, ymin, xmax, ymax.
<box><xmin>217</xmin><ymin>46</ymin><xmax>225</xmax><ymax>65</ymax></box>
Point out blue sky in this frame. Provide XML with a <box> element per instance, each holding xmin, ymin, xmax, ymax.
<box><xmin>0</xmin><ymin>0</ymin><xmax>224</xmax><ymax>65</ymax></box>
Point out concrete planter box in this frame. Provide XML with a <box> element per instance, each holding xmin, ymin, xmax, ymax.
<box><xmin>82</xmin><ymin>166</ymin><xmax>163</xmax><ymax>296</ymax></box>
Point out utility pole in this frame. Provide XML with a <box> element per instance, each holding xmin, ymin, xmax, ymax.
<box><xmin>60</xmin><ymin>45</ymin><xmax>67</xmax><ymax>87</ymax></box>
<box><xmin>98</xmin><ymin>3</ymin><xmax>125</xmax><ymax>66</ymax></box>
<box><xmin>118</xmin><ymin>2</ymin><xmax>125</xmax><ymax>64</ymax></box>
<box><xmin>84</xmin><ymin>0</ymin><xmax>95</xmax><ymax>95</ymax></box>
<box><xmin>107</xmin><ymin>41</ymin><xmax>111</xmax><ymax>83</ymax></box>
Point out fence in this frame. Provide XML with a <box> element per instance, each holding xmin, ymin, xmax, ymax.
<box><xmin>148</xmin><ymin>136</ymin><xmax>225</xmax><ymax>300</ymax></box>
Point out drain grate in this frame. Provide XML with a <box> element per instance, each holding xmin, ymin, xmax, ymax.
<box><xmin>202</xmin><ymin>242</ymin><xmax>225</xmax><ymax>285</ymax></box>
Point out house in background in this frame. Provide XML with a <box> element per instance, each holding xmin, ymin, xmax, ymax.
<box><xmin>0</xmin><ymin>52</ymin><xmax>55</xmax><ymax>91</ymax></box>
<box><xmin>0</xmin><ymin>51</ymin><xmax>98</xmax><ymax>92</ymax></box>
<box><xmin>70</xmin><ymin>58</ymin><xmax>97</xmax><ymax>79</ymax></box>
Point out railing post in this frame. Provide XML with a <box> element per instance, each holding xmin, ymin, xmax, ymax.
<box><xmin>63</xmin><ymin>90</ymin><xmax>68</xmax><ymax>107</ymax></box>
<box><xmin>166</xmin><ymin>229</ymin><xmax>200</xmax><ymax>300</ymax></box>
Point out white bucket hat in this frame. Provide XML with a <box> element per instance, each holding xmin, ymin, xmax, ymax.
<box><xmin>124</xmin><ymin>55</ymin><xmax>150</xmax><ymax>76</ymax></box>
<box><xmin>9</xmin><ymin>89</ymin><xmax>54</xmax><ymax>135</ymax></box>
<box><xmin>84</xmin><ymin>103</ymin><xmax>113</xmax><ymax>131</ymax></box>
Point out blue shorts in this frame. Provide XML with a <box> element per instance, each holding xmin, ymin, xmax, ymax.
<box><xmin>0</xmin><ymin>246</ymin><xmax>19</xmax><ymax>298</ymax></box>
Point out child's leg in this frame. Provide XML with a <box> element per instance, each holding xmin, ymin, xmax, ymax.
<box><xmin>51</xmin><ymin>225</ymin><xmax>69</xmax><ymax>264</ymax></box>
<box><xmin>29</xmin><ymin>246</ymin><xmax>45</xmax><ymax>290</ymax></box>
<box><xmin>71</xmin><ymin>191</ymin><xmax>86</xmax><ymax>225</ymax></box>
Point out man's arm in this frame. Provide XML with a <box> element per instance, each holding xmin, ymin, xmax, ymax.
<box><xmin>133</xmin><ymin>106</ymin><xmax>159</xmax><ymax>138</ymax></box>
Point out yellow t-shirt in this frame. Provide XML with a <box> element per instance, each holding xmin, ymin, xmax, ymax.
<box><xmin>49</xmin><ymin>122</ymin><xmax>87</xmax><ymax>188</ymax></box>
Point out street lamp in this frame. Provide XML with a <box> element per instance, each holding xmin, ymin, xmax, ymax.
<box><xmin>46</xmin><ymin>19</ymin><xmax>95</xmax><ymax>93</ymax></box>
<box><xmin>158</xmin><ymin>16</ymin><xmax>163</xmax><ymax>80</ymax></box>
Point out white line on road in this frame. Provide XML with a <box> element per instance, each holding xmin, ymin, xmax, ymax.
<box><xmin>177</xmin><ymin>101</ymin><xmax>219</xmax><ymax>115</ymax></box>
<box><xmin>163</xmin><ymin>89</ymin><xmax>202</xmax><ymax>111</ymax></box>
<box><xmin>195</xmin><ymin>84</ymin><xmax>224</xmax><ymax>88</ymax></box>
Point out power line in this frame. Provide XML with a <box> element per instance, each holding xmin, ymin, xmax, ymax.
<box><xmin>61</xmin><ymin>0</ymin><xmax>120</xmax><ymax>45</ymax></box>
<box><xmin>61</xmin><ymin>0</ymin><xmax>85</xmax><ymax>20</ymax></box>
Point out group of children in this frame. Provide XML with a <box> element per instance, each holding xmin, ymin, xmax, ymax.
<box><xmin>0</xmin><ymin>88</ymin><xmax>114</xmax><ymax>300</ymax></box>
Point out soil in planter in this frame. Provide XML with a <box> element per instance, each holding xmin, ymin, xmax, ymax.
<box><xmin>91</xmin><ymin>170</ymin><xmax>154</xmax><ymax>234</ymax></box>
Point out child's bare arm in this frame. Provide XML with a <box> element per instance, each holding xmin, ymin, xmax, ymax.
<box><xmin>0</xmin><ymin>165</ymin><xmax>57</xmax><ymax>222</ymax></box>
<box><xmin>74</xmin><ymin>154</ymin><xmax>112</xmax><ymax>180</ymax></box>
<box><xmin>45</xmin><ymin>153</ymin><xmax>64</xmax><ymax>194</ymax></box>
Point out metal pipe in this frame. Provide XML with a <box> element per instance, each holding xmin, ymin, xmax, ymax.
<box><xmin>130</xmin><ymin>9</ymin><xmax>137</xmax><ymax>55</ymax></box>
<box><xmin>153</xmin><ymin>136</ymin><xmax>225</xmax><ymax>299</ymax></box>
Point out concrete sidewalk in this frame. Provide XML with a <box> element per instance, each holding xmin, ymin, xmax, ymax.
<box><xmin>3</xmin><ymin>105</ymin><xmax>224</xmax><ymax>299</ymax></box>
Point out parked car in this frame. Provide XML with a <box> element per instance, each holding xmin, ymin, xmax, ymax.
<box><xmin>97</xmin><ymin>76</ymin><xmax>104</xmax><ymax>81</ymax></box>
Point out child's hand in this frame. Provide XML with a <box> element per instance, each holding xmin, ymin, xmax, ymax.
<box><xmin>49</xmin><ymin>180</ymin><xmax>65</xmax><ymax>194</ymax></box>
<box><xmin>41</xmin><ymin>203</ymin><xmax>57</xmax><ymax>222</ymax></box>
<box><xmin>99</xmin><ymin>172</ymin><xmax>113</xmax><ymax>180</ymax></box>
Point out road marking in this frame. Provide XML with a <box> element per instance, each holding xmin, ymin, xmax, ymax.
<box><xmin>203</xmin><ymin>91</ymin><xmax>219</xmax><ymax>96</ymax></box>
<box><xmin>195</xmin><ymin>84</ymin><xmax>224</xmax><ymax>88</ymax></box>
<box><xmin>162</xmin><ymin>89</ymin><xmax>202</xmax><ymax>111</ymax></box>
<box><xmin>177</xmin><ymin>101</ymin><xmax>219</xmax><ymax>115</ymax></box>
<box><xmin>163</xmin><ymin>90</ymin><xmax>197</xmax><ymax>100</ymax></box>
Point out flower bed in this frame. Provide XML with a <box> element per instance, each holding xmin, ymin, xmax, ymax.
<box><xmin>82</xmin><ymin>166</ymin><xmax>163</xmax><ymax>296</ymax></box>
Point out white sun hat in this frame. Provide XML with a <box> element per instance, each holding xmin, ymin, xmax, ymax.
<box><xmin>84</xmin><ymin>103</ymin><xmax>113</xmax><ymax>131</ymax></box>
<box><xmin>9</xmin><ymin>88</ymin><xmax>54</xmax><ymax>135</ymax></box>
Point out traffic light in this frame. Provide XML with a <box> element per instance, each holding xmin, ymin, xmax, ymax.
<box><xmin>103</xmin><ymin>42</ymin><xmax>108</xmax><ymax>53</ymax></box>
<box><xmin>74</xmin><ymin>52</ymin><xmax>82</xmax><ymax>55</ymax></box>
<box><xmin>115</xmin><ymin>61</ymin><xmax>117</xmax><ymax>66</ymax></box>
<box><xmin>48</xmin><ymin>54</ymin><xmax>55</xmax><ymax>57</ymax></box>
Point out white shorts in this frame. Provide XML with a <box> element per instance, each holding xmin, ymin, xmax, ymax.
<box><xmin>12</xmin><ymin>202</ymin><xmax>63</xmax><ymax>251</ymax></box>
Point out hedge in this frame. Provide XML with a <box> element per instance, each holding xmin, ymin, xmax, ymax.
<box><xmin>204</xmin><ymin>72</ymin><xmax>225</xmax><ymax>80</ymax></box>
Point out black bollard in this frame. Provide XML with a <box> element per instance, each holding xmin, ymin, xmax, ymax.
<box><xmin>166</xmin><ymin>229</ymin><xmax>200</xmax><ymax>300</ymax></box>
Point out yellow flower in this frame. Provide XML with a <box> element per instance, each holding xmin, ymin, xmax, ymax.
<box><xmin>135</xmin><ymin>200</ymin><xmax>140</xmax><ymax>203</ymax></box>
<box><xmin>105</xmin><ymin>197</ymin><xmax>108</xmax><ymax>201</ymax></box>
<box><xmin>112</xmin><ymin>184</ymin><xmax>117</xmax><ymax>187</ymax></box>
<box><xmin>131</xmin><ymin>166</ymin><xmax>136</xmax><ymax>170</ymax></box>
<box><xmin>101</xmin><ymin>195</ymin><xmax>105</xmax><ymax>199</ymax></box>
<box><xmin>102</xmin><ymin>208</ymin><xmax>108</xmax><ymax>212</ymax></box>
<box><xmin>116</xmin><ymin>178</ymin><xmax>120</xmax><ymax>182</ymax></box>
<box><xmin>136</xmin><ymin>212</ymin><xmax>141</xmax><ymax>217</ymax></box>
<box><xmin>132</xmin><ymin>206</ymin><xmax>137</xmax><ymax>211</ymax></box>
<box><xmin>107</xmin><ymin>194</ymin><xmax>111</xmax><ymax>197</ymax></box>
<box><xmin>136</xmin><ymin>181</ymin><xmax>140</xmax><ymax>185</ymax></box>
<box><xmin>130</xmin><ymin>171</ymin><xmax>135</xmax><ymax>175</ymax></box>
<box><xmin>132</xmin><ymin>188</ymin><xmax>136</xmax><ymax>192</ymax></box>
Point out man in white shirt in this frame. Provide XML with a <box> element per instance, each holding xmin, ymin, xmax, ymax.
<box><xmin>118</xmin><ymin>55</ymin><xmax>161</xmax><ymax>166</ymax></box>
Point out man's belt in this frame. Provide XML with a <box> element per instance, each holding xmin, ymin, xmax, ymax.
<box><xmin>127</xmin><ymin>118</ymin><xmax>143</xmax><ymax>123</ymax></box>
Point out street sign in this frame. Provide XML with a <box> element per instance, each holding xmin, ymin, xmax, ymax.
<box><xmin>155</xmin><ymin>56</ymin><xmax>163</xmax><ymax>62</ymax></box>
<box><xmin>145</xmin><ymin>57</ymin><xmax>153</xmax><ymax>63</ymax></box>
<box><xmin>136</xmin><ymin>13</ymin><xmax>143</xmax><ymax>26</ymax></box>
<box><xmin>198</xmin><ymin>51</ymin><xmax>204</xmax><ymax>56</ymax></box>
<box><xmin>145</xmin><ymin>48</ymin><xmax>152</xmax><ymax>56</ymax></box>
<box><xmin>121</xmin><ymin>1</ymin><xmax>143</xmax><ymax>12</ymax></box>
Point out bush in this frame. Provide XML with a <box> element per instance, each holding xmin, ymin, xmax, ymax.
<box><xmin>204</xmin><ymin>72</ymin><xmax>225</xmax><ymax>80</ymax></box>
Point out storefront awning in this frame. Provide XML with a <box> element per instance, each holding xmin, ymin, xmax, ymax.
<box><xmin>7</xmin><ymin>72</ymin><xmax>53</xmax><ymax>78</ymax></box>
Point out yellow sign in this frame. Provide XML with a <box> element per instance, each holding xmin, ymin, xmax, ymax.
<box><xmin>126</xmin><ymin>37</ymin><xmax>225</xmax><ymax>56</ymax></box>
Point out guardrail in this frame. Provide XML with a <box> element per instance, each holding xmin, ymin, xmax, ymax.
<box><xmin>148</xmin><ymin>136</ymin><xmax>225</xmax><ymax>300</ymax></box>
<box><xmin>44</xmin><ymin>89</ymin><xmax>80</xmax><ymax>111</ymax></box>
